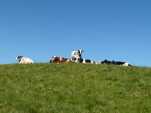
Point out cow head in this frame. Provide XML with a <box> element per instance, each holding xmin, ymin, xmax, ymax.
<box><xmin>16</xmin><ymin>56</ymin><xmax>24</xmax><ymax>62</ymax></box>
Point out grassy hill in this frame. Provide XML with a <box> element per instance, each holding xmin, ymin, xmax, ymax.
<box><xmin>0</xmin><ymin>64</ymin><xmax>151</xmax><ymax>113</ymax></box>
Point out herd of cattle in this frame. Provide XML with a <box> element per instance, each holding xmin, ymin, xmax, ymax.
<box><xmin>16</xmin><ymin>49</ymin><xmax>132</xmax><ymax>67</ymax></box>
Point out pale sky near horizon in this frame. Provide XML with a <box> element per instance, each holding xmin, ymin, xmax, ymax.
<box><xmin>0</xmin><ymin>0</ymin><xmax>151</xmax><ymax>66</ymax></box>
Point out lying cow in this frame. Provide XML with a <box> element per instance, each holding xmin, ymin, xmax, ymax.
<box><xmin>16</xmin><ymin>56</ymin><xmax>34</xmax><ymax>64</ymax></box>
<box><xmin>101</xmin><ymin>59</ymin><xmax>131</xmax><ymax>66</ymax></box>
<box><xmin>50</xmin><ymin>56</ymin><xmax>71</xmax><ymax>64</ymax></box>
<box><xmin>79</xmin><ymin>59</ymin><xmax>96</xmax><ymax>64</ymax></box>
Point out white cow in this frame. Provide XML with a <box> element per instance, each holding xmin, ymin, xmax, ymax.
<box><xmin>16</xmin><ymin>56</ymin><xmax>34</xmax><ymax>64</ymax></box>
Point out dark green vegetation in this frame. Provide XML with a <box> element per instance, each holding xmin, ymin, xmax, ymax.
<box><xmin>0</xmin><ymin>64</ymin><xmax>151</xmax><ymax>113</ymax></box>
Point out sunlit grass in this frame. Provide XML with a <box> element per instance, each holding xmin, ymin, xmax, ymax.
<box><xmin>0</xmin><ymin>64</ymin><xmax>151</xmax><ymax>113</ymax></box>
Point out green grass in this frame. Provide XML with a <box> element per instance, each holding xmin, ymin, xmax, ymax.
<box><xmin>0</xmin><ymin>64</ymin><xmax>151</xmax><ymax>113</ymax></box>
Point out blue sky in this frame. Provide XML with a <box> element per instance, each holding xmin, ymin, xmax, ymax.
<box><xmin>0</xmin><ymin>0</ymin><xmax>151</xmax><ymax>66</ymax></box>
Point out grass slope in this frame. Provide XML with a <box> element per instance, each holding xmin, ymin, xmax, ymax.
<box><xmin>0</xmin><ymin>64</ymin><xmax>151</xmax><ymax>113</ymax></box>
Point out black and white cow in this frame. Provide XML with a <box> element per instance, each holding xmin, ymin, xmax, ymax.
<box><xmin>71</xmin><ymin>49</ymin><xmax>84</xmax><ymax>63</ymax></box>
<box><xmin>16</xmin><ymin>56</ymin><xmax>34</xmax><ymax>64</ymax></box>
<box><xmin>101</xmin><ymin>59</ymin><xmax>131</xmax><ymax>66</ymax></box>
<box><xmin>81</xmin><ymin>59</ymin><xmax>95</xmax><ymax>64</ymax></box>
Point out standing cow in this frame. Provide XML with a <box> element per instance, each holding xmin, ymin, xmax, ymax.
<box><xmin>71</xmin><ymin>49</ymin><xmax>84</xmax><ymax>63</ymax></box>
<box><xmin>16</xmin><ymin>56</ymin><xmax>34</xmax><ymax>64</ymax></box>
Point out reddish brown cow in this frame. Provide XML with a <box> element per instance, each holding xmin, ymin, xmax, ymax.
<box><xmin>50</xmin><ymin>56</ymin><xmax>71</xmax><ymax>64</ymax></box>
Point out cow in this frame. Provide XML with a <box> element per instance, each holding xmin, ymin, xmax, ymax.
<box><xmin>50</xmin><ymin>56</ymin><xmax>71</xmax><ymax>64</ymax></box>
<box><xmin>101</xmin><ymin>59</ymin><xmax>131</xmax><ymax>66</ymax></box>
<box><xmin>16</xmin><ymin>56</ymin><xmax>34</xmax><ymax>64</ymax></box>
<box><xmin>70</xmin><ymin>49</ymin><xmax>84</xmax><ymax>63</ymax></box>
<box><xmin>81</xmin><ymin>59</ymin><xmax>95</xmax><ymax>64</ymax></box>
